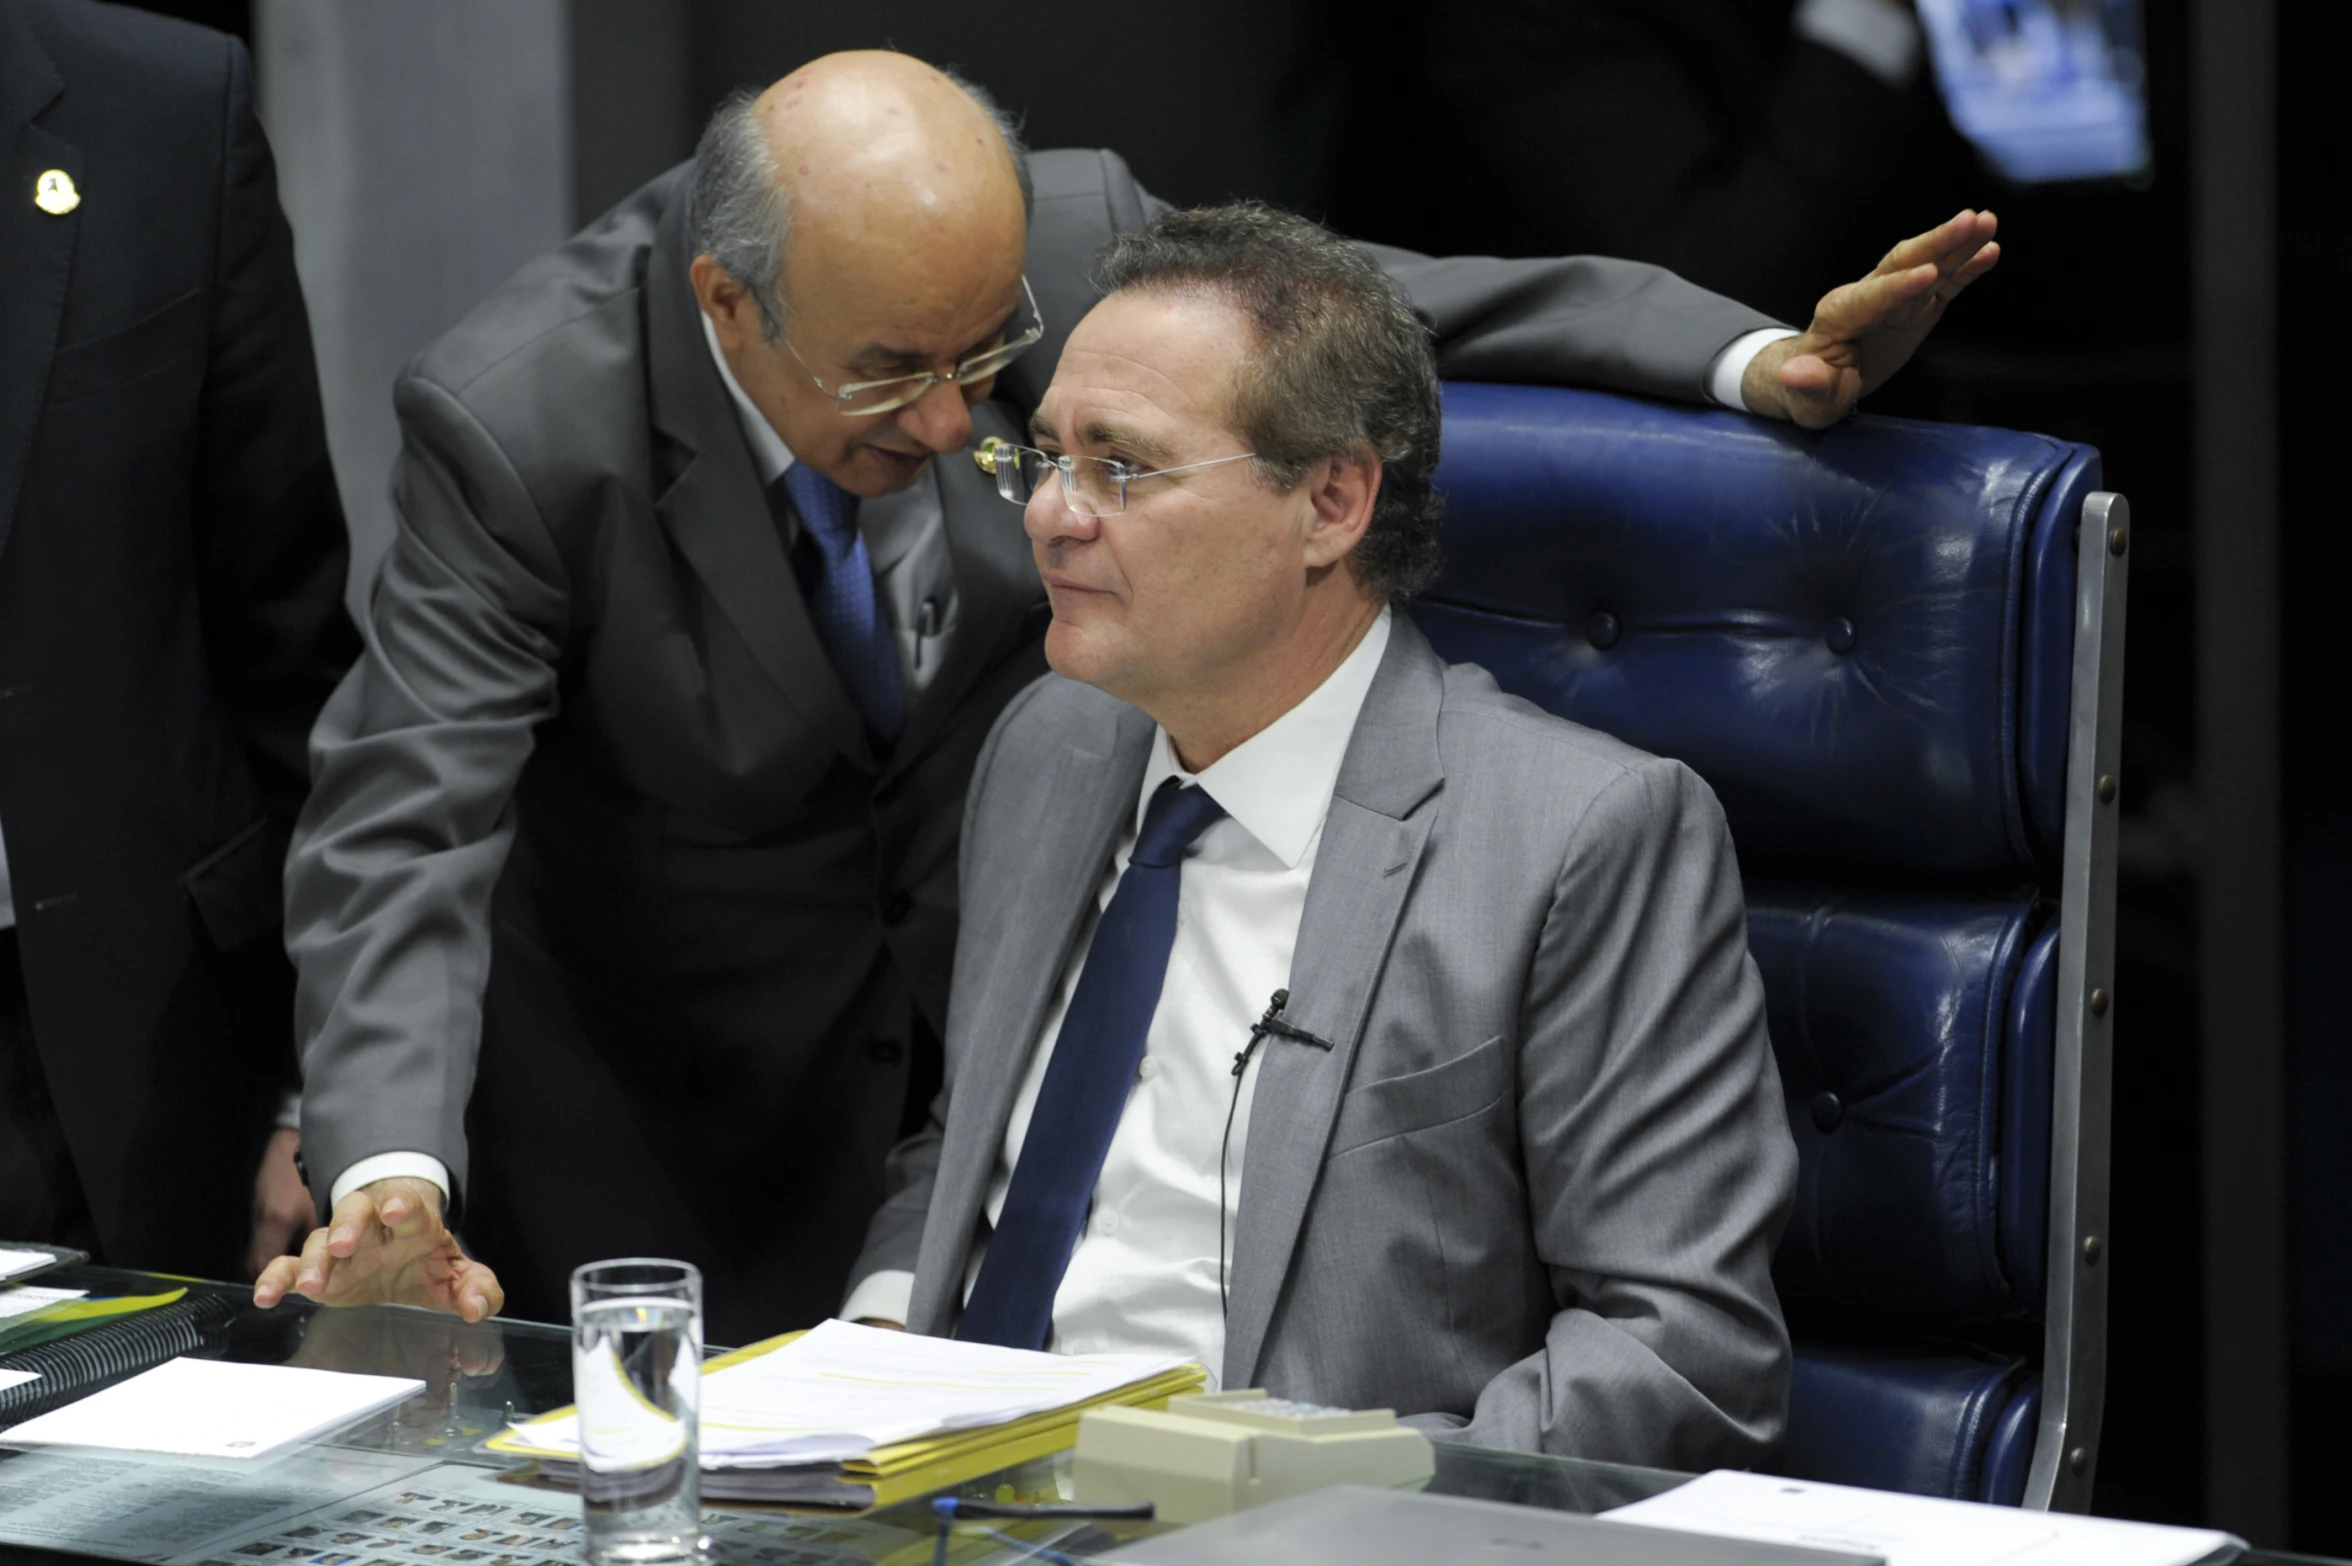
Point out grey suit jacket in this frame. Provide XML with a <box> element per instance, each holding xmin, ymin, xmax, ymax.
<box><xmin>851</xmin><ymin>617</ymin><xmax>1798</xmax><ymax>1470</ymax></box>
<box><xmin>286</xmin><ymin>144</ymin><xmax>1777</xmax><ymax>1336</ymax></box>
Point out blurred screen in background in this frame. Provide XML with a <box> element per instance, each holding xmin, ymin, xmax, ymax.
<box><xmin>1918</xmin><ymin>0</ymin><xmax>2152</xmax><ymax>183</ymax></box>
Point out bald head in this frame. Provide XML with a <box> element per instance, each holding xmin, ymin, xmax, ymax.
<box><xmin>689</xmin><ymin>52</ymin><xmax>1030</xmax><ymax>343</ymax></box>
<box><xmin>685</xmin><ymin>54</ymin><xmax>1037</xmax><ymax>497</ymax></box>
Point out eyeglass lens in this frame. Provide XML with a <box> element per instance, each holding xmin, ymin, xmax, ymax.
<box><xmin>992</xmin><ymin>449</ymin><xmax>1125</xmax><ymax>515</ymax></box>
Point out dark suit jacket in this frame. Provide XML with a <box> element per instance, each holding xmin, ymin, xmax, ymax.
<box><xmin>0</xmin><ymin>0</ymin><xmax>356</xmax><ymax>1273</ymax></box>
<box><xmin>287</xmin><ymin>149</ymin><xmax>1778</xmax><ymax>1343</ymax></box>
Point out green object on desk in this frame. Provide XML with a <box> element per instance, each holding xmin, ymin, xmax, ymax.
<box><xmin>0</xmin><ymin>1287</ymin><xmax>186</xmax><ymax>1355</ymax></box>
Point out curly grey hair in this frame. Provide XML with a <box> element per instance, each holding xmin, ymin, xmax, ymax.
<box><xmin>1096</xmin><ymin>203</ymin><xmax>1446</xmax><ymax>601</ymax></box>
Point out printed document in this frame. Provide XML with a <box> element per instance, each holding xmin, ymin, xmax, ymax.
<box><xmin>1603</xmin><ymin>1471</ymin><xmax>2241</xmax><ymax>1566</ymax></box>
<box><xmin>512</xmin><ymin>1317</ymin><xmax>1191</xmax><ymax>1468</ymax></box>
<box><xmin>0</xmin><ymin>1247</ymin><xmax>61</xmax><ymax>1280</ymax></box>
<box><xmin>0</xmin><ymin>1357</ymin><xmax>424</xmax><ymax>1460</ymax></box>
<box><xmin>0</xmin><ymin>1284</ymin><xmax>87</xmax><ymax>1322</ymax></box>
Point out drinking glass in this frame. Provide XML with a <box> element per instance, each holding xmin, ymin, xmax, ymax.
<box><xmin>571</xmin><ymin>1259</ymin><xmax>705</xmax><ymax>1564</ymax></box>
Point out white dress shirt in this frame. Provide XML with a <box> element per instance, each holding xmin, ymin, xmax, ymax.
<box><xmin>845</xmin><ymin>611</ymin><xmax>1393</xmax><ymax>1384</ymax></box>
<box><xmin>326</xmin><ymin>309</ymin><xmax>959</xmax><ymax>1210</ymax></box>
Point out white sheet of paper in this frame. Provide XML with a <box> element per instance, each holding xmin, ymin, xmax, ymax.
<box><xmin>0</xmin><ymin>1247</ymin><xmax>60</xmax><ymax>1280</ymax></box>
<box><xmin>0</xmin><ymin>1285</ymin><xmax>88</xmax><ymax>1322</ymax></box>
<box><xmin>0</xmin><ymin>1356</ymin><xmax>424</xmax><ymax>1460</ymax></box>
<box><xmin>513</xmin><ymin>1317</ymin><xmax>1193</xmax><ymax>1468</ymax></box>
<box><xmin>1602</xmin><ymin>1471</ymin><xmax>2240</xmax><ymax>1566</ymax></box>
<box><xmin>0</xmin><ymin>1368</ymin><xmax>38</xmax><ymax>1392</ymax></box>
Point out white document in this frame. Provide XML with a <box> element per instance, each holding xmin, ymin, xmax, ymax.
<box><xmin>0</xmin><ymin>1356</ymin><xmax>424</xmax><ymax>1460</ymax></box>
<box><xmin>0</xmin><ymin>1246</ymin><xmax>61</xmax><ymax>1280</ymax></box>
<box><xmin>514</xmin><ymin>1317</ymin><xmax>1193</xmax><ymax>1469</ymax></box>
<box><xmin>0</xmin><ymin>1367</ymin><xmax>39</xmax><ymax>1392</ymax></box>
<box><xmin>0</xmin><ymin>1284</ymin><xmax>88</xmax><ymax>1322</ymax></box>
<box><xmin>1603</xmin><ymin>1471</ymin><xmax>2241</xmax><ymax>1566</ymax></box>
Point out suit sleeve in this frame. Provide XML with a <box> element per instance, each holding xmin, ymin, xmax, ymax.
<box><xmin>192</xmin><ymin>38</ymin><xmax>359</xmax><ymax>835</ymax></box>
<box><xmin>1459</xmin><ymin>756</ymin><xmax>1796</xmax><ymax>1467</ymax></box>
<box><xmin>1010</xmin><ymin>146</ymin><xmax>1777</xmax><ymax>413</ymax></box>
<box><xmin>844</xmin><ymin>673</ymin><xmax>1054</xmax><ymax>1303</ymax></box>
<box><xmin>285</xmin><ymin>375</ymin><xmax>569</xmax><ymax>1219</ymax></box>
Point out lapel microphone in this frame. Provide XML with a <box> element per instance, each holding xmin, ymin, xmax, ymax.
<box><xmin>1220</xmin><ymin>990</ymin><xmax>1337</xmax><ymax>1322</ymax></box>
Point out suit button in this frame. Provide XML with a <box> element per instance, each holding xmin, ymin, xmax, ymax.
<box><xmin>866</xmin><ymin>1038</ymin><xmax>904</xmax><ymax>1066</ymax></box>
<box><xmin>1587</xmin><ymin>610</ymin><xmax>1622</xmax><ymax>650</ymax></box>
<box><xmin>1810</xmin><ymin>1092</ymin><xmax>1845</xmax><ymax>1133</ymax></box>
<box><xmin>883</xmin><ymin>892</ymin><xmax>914</xmax><ymax>926</ymax></box>
<box><xmin>1826</xmin><ymin>617</ymin><xmax>1858</xmax><ymax>655</ymax></box>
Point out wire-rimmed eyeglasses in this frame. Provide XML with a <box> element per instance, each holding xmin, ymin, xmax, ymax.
<box><xmin>784</xmin><ymin>278</ymin><xmax>1044</xmax><ymax>416</ymax></box>
<box><xmin>973</xmin><ymin>436</ymin><xmax>1258</xmax><ymax>516</ymax></box>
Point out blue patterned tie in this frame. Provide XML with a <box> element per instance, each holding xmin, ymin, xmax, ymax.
<box><xmin>777</xmin><ymin>464</ymin><xmax>905</xmax><ymax>742</ymax></box>
<box><xmin>958</xmin><ymin>779</ymin><xmax>1230</xmax><ymax>1349</ymax></box>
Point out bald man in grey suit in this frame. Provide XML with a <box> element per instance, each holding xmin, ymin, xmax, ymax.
<box><xmin>845</xmin><ymin>206</ymin><xmax>1798</xmax><ymax>1469</ymax></box>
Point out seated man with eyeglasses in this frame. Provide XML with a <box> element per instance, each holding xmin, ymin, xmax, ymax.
<box><xmin>260</xmin><ymin>47</ymin><xmax>1985</xmax><ymax>1341</ymax></box>
<box><xmin>842</xmin><ymin>204</ymin><xmax>1799</xmax><ymax>1468</ymax></box>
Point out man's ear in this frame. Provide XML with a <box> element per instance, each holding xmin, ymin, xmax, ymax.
<box><xmin>1300</xmin><ymin>447</ymin><xmax>1382</xmax><ymax>571</ymax></box>
<box><xmin>689</xmin><ymin>255</ymin><xmax>753</xmax><ymax>353</ymax></box>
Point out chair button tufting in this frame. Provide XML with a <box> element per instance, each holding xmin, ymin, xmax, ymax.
<box><xmin>1587</xmin><ymin>610</ymin><xmax>1622</xmax><ymax>650</ymax></box>
<box><xmin>1825</xmin><ymin>617</ymin><xmax>1857</xmax><ymax>654</ymax></box>
<box><xmin>1810</xmin><ymin>1091</ymin><xmax>1845</xmax><ymax>1133</ymax></box>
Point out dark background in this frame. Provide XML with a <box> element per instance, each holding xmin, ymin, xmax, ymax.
<box><xmin>123</xmin><ymin>0</ymin><xmax>2343</xmax><ymax>1550</ymax></box>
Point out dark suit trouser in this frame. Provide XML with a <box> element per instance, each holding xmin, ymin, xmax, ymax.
<box><xmin>0</xmin><ymin>928</ymin><xmax>100</xmax><ymax>1255</ymax></box>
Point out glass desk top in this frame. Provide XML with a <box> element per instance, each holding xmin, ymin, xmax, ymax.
<box><xmin>0</xmin><ymin>1266</ymin><xmax>2329</xmax><ymax>1566</ymax></box>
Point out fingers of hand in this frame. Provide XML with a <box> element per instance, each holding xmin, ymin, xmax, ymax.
<box><xmin>325</xmin><ymin>1189</ymin><xmax>381</xmax><ymax>1257</ymax></box>
<box><xmin>295</xmin><ymin>1223</ymin><xmax>339</xmax><ymax>1296</ymax></box>
<box><xmin>253</xmin><ymin>1253</ymin><xmax>304</xmax><ymax>1307</ymax></box>
<box><xmin>451</xmin><ymin>1259</ymin><xmax>505</xmax><ymax>1323</ymax></box>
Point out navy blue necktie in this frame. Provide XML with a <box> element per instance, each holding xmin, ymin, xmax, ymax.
<box><xmin>776</xmin><ymin>464</ymin><xmax>905</xmax><ymax>742</ymax></box>
<box><xmin>958</xmin><ymin>779</ymin><xmax>1229</xmax><ymax>1349</ymax></box>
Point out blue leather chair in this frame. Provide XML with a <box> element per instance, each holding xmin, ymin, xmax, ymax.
<box><xmin>1418</xmin><ymin>383</ymin><xmax>2128</xmax><ymax>1512</ymax></box>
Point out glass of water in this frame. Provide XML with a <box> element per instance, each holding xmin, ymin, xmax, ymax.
<box><xmin>571</xmin><ymin>1259</ymin><xmax>705</xmax><ymax>1564</ymax></box>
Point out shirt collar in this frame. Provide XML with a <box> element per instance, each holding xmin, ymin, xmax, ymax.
<box><xmin>700</xmin><ymin>306</ymin><xmax>796</xmax><ymax>487</ymax></box>
<box><xmin>1136</xmin><ymin>608</ymin><xmax>1393</xmax><ymax>869</ymax></box>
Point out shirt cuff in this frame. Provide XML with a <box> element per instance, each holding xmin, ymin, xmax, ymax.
<box><xmin>329</xmin><ymin>1152</ymin><xmax>452</xmax><ymax>1210</ymax></box>
<box><xmin>1708</xmin><ymin>327</ymin><xmax>1803</xmax><ymax>411</ymax></box>
<box><xmin>274</xmin><ymin>1091</ymin><xmax>303</xmax><ymax>1133</ymax></box>
<box><xmin>1793</xmin><ymin>0</ymin><xmax>1925</xmax><ymax>87</ymax></box>
<box><xmin>840</xmin><ymin>1270</ymin><xmax>916</xmax><ymax>1327</ymax></box>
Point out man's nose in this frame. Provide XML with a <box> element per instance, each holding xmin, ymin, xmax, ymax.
<box><xmin>895</xmin><ymin>378</ymin><xmax>974</xmax><ymax>454</ymax></box>
<box><xmin>1025</xmin><ymin>477</ymin><xmax>1100</xmax><ymax>546</ymax></box>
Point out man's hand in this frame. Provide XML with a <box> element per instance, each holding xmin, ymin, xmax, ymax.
<box><xmin>1743</xmin><ymin>209</ymin><xmax>2001</xmax><ymax>429</ymax></box>
<box><xmin>252</xmin><ymin>1177</ymin><xmax>504</xmax><ymax>1323</ymax></box>
<box><xmin>246</xmin><ymin>1127</ymin><xmax>314</xmax><ymax>1281</ymax></box>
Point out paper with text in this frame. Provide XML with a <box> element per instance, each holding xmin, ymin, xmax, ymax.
<box><xmin>1603</xmin><ymin>1471</ymin><xmax>2240</xmax><ymax>1566</ymax></box>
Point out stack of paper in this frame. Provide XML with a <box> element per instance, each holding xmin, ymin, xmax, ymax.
<box><xmin>0</xmin><ymin>1285</ymin><xmax>87</xmax><ymax>1324</ymax></box>
<box><xmin>0</xmin><ymin>1356</ymin><xmax>425</xmax><ymax>1460</ymax></box>
<box><xmin>0</xmin><ymin>1248</ymin><xmax>65</xmax><ymax>1282</ymax></box>
<box><xmin>1602</xmin><ymin>1471</ymin><xmax>2243</xmax><ymax>1566</ymax></box>
<box><xmin>493</xmin><ymin>1318</ymin><xmax>1206</xmax><ymax>1507</ymax></box>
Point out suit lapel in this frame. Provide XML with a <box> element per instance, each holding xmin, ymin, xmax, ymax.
<box><xmin>643</xmin><ymin>191</ymin><xmax>872</xmax><ymax>769</ymax></box>
<box><xmin>884</xmin><ymin>398</ymin><xmax>1042</xmax><ymax>774</ymax></box>
<box><xmin>0</xmin><ymin>7</ymin><xmax>72</xmax><ymax>564</ymax></box>
<box><xmin>1222</xmin><ymin>615</ymin><xmax>1449</xmax><ymax>1389</ymax></box>
<box><xmin>909</xmin><ymin>697</ymin><xmax>1156</xmax><ymax>1331</ymax></box>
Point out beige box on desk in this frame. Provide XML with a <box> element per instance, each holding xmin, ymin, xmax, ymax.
<box><xmin>1073</xmin><ymin>1389</ymin><xmax>1436</xmax><ymax>1524</ymax></box>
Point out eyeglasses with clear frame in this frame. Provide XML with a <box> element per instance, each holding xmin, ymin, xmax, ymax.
<box><xmin>972</xmin><ymin>436</ymin><xmax>1260</xmax><ymax>516</ymax></box>
<box><xmin>784</xmin><ymin>277</ymin><xmax>1045</xmax><ymax>416</ymax></box>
